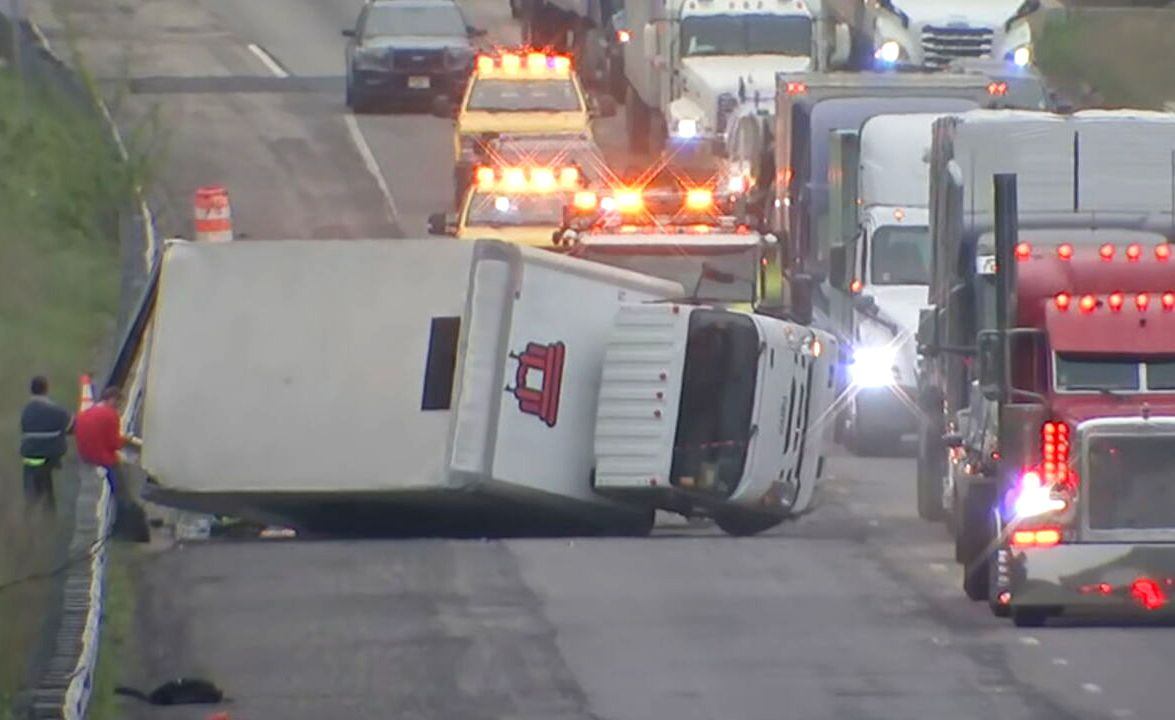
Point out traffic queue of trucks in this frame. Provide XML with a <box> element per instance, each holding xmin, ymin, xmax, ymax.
<box><xmin>129</xmin><ymin>2</ymin><xmax>1175</xmax><ymax>621</ymax></box>
<box><xmin>915</xmin><ymin>110</ymin><xmax>1175</xmax><ymax>623</ymax></box>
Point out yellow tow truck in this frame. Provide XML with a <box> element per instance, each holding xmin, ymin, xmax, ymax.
<box><xmin>428</xmin><ymin>164</ymin><xmax>594</xmax><ymax>247</ymax></box>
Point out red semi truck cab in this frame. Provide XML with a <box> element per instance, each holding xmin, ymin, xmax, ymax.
<box><xmin>987</xmin><ymin>229</ymin><xmax>1175</xmax><ymax>625</ymax></box>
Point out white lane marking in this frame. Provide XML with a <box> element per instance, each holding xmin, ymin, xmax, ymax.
<box><xmin>1111</xmin><ymin>709</ymin><xmax>1136</xmax><ymax>718</ymax></box>
<box><xmin>1051</xmin><ymin>657</ymin><xmax>1069</xmax><ymax>666</ymax></box>
<box><xmin>867</xmin><ymin>519</ymin><xmax>880</xmax><ymax>527</ymax></box>
<box><xmin>1081</xmin><ymin>683</ymin><xmax>1103</xmax><ymax>694</ymax></box>
<box><xmin>344</xmin><ymin>113</ymin><xmax>401</xmax><ymax>227</ymax></box>
<box><xmin>1018</xmin><ymin>636</ymin><xmax>1040</xmax><ymax>646</ymax></box>
<box><xmin>248</xmin><ymin>43</ymin><xmax>289</xmax><ymax>78</ymax></box>
<box><xmin>928</xmin><ymin>562</ymin><xmax>949</xmax><ymax>573</ymax></box>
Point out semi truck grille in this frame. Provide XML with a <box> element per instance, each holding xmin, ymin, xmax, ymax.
<box><xmin>392</xmin><ymin>49</ymin><xmax>445</xmax><ymax>72</ymax></box>
<box><xmin>1086</xmin><ymin>435</ymin><xmax>1175</xmax><ymax>530</ymax></box>
<box><xmin>920</xmin><ymin>26</ymin><xmax>994</xmax><ymax>66</ymax></box>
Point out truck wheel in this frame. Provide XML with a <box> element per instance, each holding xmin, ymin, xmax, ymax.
<box><xmin>846</xmin><ymin>397</ymin><xmax>896</xmax><ymax>456</ymax></box>
<box><xmin>714</xmin><ymin>511</ymin><xmax>780</xmax><ymax>537</ymax></box>
<box><xmin>960</xmin><ymin>484</ymin><xmax>996</xmax><ymax>601</ymax></box>
<box><xmin>626</xmin><ymin>85</ymin><xmax>650</xmax><ymax>154</ymax></box>
<box><xmin>616</xmin><ymin>508</ymin><xmax>656</xmax><ymax>537</ymax></box>
<box><xmin>916</xmin><ymin>396</ymin><xmax>947</xmax><ymax>522</ymax></box>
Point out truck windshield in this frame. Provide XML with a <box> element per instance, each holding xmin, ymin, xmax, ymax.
<box><xmin>1055</xmin><ymin>355</ymin><xmax>1175</xmax><ymax>392</ymax></box>
<box><xmin>466</xmin><ymin>78</ymin><xmax>583</xmax><ymax>112</ymax></box>
<box><xmin>465</xmin><ymin>193</ymin><xmax>565</xmax><ymax>227</ymax></box>
<box><xmin>670</xmin><ymin>311</ymin><xmax>760</xmax><ymax>499</ymax></box>
<box><xmin>870</xmin><ymin>226</ymin><xmax>931</xmax><ymax>285</ymax></box>
<box><xmin>570</xmin><ymin>245</ymin><xmax>758</xmax><ymax>303</ymax></box>
<box><xmin>681</xmin><ymin>15</ymin><xmax>812</xmax><ymax>57</ymax></box>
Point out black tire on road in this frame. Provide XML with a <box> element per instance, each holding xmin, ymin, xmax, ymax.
<box><xmin>714</xmin><ymin>511</ymin><xmax>780</xmax><ymax>537</ymax></box>
<box><xmin>960</xmin><ymin>483</ymin><xmax>996</xmax><ymax>601</ymax></box>
<box><xmin>915</xmin><ymin>390</ymin><xmax>947</xmax><ymax>521</ymax></box>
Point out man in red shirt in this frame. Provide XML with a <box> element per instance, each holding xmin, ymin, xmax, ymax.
<box><xmin>76</xmin><ymin>386</ymin><xmax>142</xmax><ymax>533</ymax></box>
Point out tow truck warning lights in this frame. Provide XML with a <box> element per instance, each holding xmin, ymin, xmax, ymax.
<box><xmin>566</xmin><ymin>188</ymin><xmax>718</xmax><ymax>216</ymax></box>
<box><xmin>472</xmin><ymin>165</ymin><xmax>582</xmax><ymax>193</ymax></box>
<box><xmin>1010</xmin><ymin>241</ymin><xmax>1175</xmax><ymax>312</ymax></box>
<box><xmin>476</xmin><ymin>51</ymin><xmax>572</xmax><ymax>76</ymax></box>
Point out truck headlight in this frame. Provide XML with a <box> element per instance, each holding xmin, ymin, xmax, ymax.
<box><xmin>1010</xmin><ymin>45</ymin><xmax>1031</xmax><ymax>68</ymax></box>
<box><xmin>673</xmin><ymin>118</ymin><xmax>700</xmax><ymax>140</ymax></box>
<box><xmin>874</xmin><ymin>40</ymin><xmax>904</xmax><ymax>65</ymax></box>
<box><xmin>850</xmin><ymin>345</ymin><xmax>898</xmax><ymax>388</ymax></box>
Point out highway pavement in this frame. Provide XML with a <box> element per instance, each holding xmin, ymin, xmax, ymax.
<box><xmin>27</xmin><ymin>1</ymin><xmax>1175</xmax><ymax>719</ymax></box>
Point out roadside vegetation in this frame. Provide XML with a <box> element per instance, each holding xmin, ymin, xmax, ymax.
<box><xmin>0</xmin><ymin>63</ymin><xmax>134</xmax><ymax>710</ymax></box>
<box><xmin>1034</xmin><ymin>5</ymin><xmax>1175</xmax><ymax>109</ymax></box>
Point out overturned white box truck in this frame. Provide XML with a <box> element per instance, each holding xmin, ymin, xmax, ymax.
<box><xmin>134</xmin><ymin>237</ymin><xmax>838</xmax><ymax>536</ymax></box>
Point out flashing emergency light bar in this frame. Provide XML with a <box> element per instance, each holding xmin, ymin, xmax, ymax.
<box><xmin>474</xmin><ymin>165</ymin><xmax>581</xmax><ymax>194</ymax></box>
<box><xmin>569</xmin><ymin>187</ymin><xmax>716</xmax><ymax>216</ymax></box>
<box><xmin>1054</xmin><ymin>291</ymin><xmax>1175</xmax><ymax>313</ymax></box>
<box><xmin>477</xmin><ymin>51</ymin><xmax>572</xmax><ymax>76</ymax></box>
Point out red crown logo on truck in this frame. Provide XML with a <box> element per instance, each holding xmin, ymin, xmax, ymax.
<box><xmin>506</xmin><ymin>341</ymin><xmax>565</xmax><ymax>427</ymax></box>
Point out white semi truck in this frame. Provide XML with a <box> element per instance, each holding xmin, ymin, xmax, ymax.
<box><xmin>822</xmin><ymin>0</ymin><xmax>1044</xmax><ymax>70</ymax></box>
<box><xmin>136</xmin><ymin>236</ymin><xmax>836</xmax><ymax>537</ymax></box>
<box><xmin>823</xmin><ymin>112</ymin><xmax>946</xmax><ymax>454</ymax></box>
<box><xmin>621</xmin><ymin>0</ymin><xmax>851</xmax><ymax>156</ymax></box>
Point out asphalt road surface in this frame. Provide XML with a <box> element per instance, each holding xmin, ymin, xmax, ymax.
<box><xmin>29</xmin><ymin>1</ymin><xmax>1175</xmax><ymax>719</ymax></box>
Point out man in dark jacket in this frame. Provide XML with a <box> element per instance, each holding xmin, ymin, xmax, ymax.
<box><xmin>19</xmin><ymin>376</ymin><xmax>74</xmax><ymax>512</ymax></box>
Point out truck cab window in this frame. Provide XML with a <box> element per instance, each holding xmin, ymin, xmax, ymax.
<box><xmin>870</xmin><ymin>226</ymin><xmax>930</xmax><ymax>285</ymax></box>
<box><xmin>1055</xmin><ymin>355</ymin><xmax>1140</xmax><ymax>392</ymax></box>
<box><xmin>670</xmin><ymin>311</ymin><xmax>760</xmax><ymax>499</ymax></box>
<box><xmin>681</xmin><ymin>15</ymin><xmax>812</xmax><ymax>57</ymax></box>
<box><xmin>1145</xmin><ymin>359</ymin><xmax>1175</xmax><ymax>390</ymax></box>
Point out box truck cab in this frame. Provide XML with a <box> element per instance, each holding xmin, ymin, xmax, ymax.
<box><xmin>823</xmin><ymin>112</ymin><xmax>946</xmax><ymax>453</ymax></box>
<box><xmin>553</xmin><ymin>184</ymin><xmax>840</xmax><ymax>534</ymax></box>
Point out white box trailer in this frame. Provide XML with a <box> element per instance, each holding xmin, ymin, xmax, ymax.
<box><xmin>140</xmin><ymin>238</ymin><xmax>677</xmax><ymax>535</ymax></box>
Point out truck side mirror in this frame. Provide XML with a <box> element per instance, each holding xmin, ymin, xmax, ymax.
<box><xmin>428</xmin><ymin>212</ymin><xmax>451</xmax><ymax>236</ymax></box>
<box><xmin>977</xmin><ymin>330</ymin><xmax>1004</xmax><ymax>402</ymax></box>
<box><xmin>790</xmin><ymin>274</ymin><xmax>815</xmax><ymax>326</ymax></box>
<box><xmin>643</xmin><ymin>23</ymin><xmax>659</xmax><ymax>62</ymax></box>
<box><xmin>830</xmin><ymin>23</ymin><xmax>852</xmax><ymax>69</ymax></box>
<box><xmin>828</xmin><ymin>244</ymin><xmax>849</xmax><ymax>290</ymax></box>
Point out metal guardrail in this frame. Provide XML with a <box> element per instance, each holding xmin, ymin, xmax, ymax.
<box><xmin>0</xmin><ymin>8</ymin><xmax>158</xmax><ymax>719</ymax></box>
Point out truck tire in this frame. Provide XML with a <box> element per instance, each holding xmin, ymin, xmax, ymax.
<box><xmin>915</xmin><ymin>391</ymin><xmax>947</xmax><ymax>522</ymax></box>
<box><xmin>615</xmin><ymin>508</ymin><xmax>656</xmax><ymax>537</ymax></box>
<box><xmin>714</xmin><ymin>511</ymin><xmax>780</xmax><ymax>537</ymax></box>
<box><xmin>626</xmin><ymin>85</ymin><xmax>650</xmax><ymax>154</ymax></box>
<box><xmin>960</xmin><ymin>483</ymin><xmax>996</xmax><ymax>601</ymax></box>
<box><xmin>846</xmin><ymin>397</ymin><xmax>898</xmax><ymax>456</ymax></box>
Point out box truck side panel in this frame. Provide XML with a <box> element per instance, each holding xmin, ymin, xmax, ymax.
<box><xmin>483</xmin><ymin>242</ymin><xmax>684</xmax><ymax>504</ymax></box>
<box><xmin>141</xmin><ymin>239</ymin><xmax>474</xmax><ymax>494</ymax></box>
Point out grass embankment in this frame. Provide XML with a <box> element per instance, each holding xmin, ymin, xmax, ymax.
<box><xmin>1034</xmin><ymin>7</ymin><xmax>1175</xmax><ymax>109</ymax></box>
<box><xmin>0</xmin><ymin>65</ymin><xmax>134</xmax><ymax>711</ymax></box>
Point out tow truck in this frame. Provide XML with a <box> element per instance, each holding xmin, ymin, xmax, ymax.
<box><xmin>551</xmin><ymin>183</ymin><xmax>841</xmax><ymax>534</ymax></box>
<box><xmin>916</xmin><ymin>109</ymin><xmax>1175</xmax><ymax>619</ymax></box>
<box><xmin>441</xmin><ymin>49</ymin><xmax>616</xmax><ymax>195</ymax></box>
<box><xmin>429</xmin><ymin>163</ymin><xmax>591</xmax><ymax>247</ymax></box>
